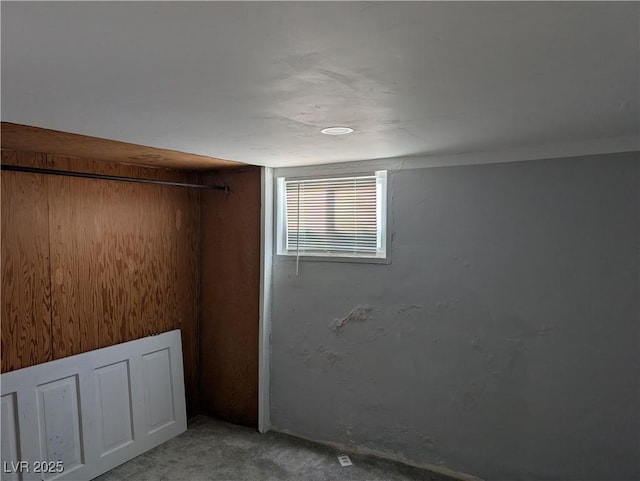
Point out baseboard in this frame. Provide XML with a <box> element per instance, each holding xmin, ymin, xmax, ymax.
<box><xmin>270</xmin><ymin>426</ymin><xmax>484</xmax><ymax>481</ymax></box>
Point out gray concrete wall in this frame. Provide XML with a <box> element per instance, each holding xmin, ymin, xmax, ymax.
<box><xmin>270</xmin><ymin>152</ymin><xmax>640</xmax><ymax>481</ymax></box>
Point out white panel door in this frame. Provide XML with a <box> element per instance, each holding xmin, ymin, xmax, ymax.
<box><xmin>1</xmin><ymin>393</ymin><xmax>21</xmax><ymax>481</ymax></box>
<box><xmin>142</xmin><ymin>349</ymin><xmax>175</xmax><ymax>436</ymax></box>
<box><xmin>94</xmin><ymin>361</ymin><xmax>134</xmax><ymax>457</ymax></box>
<box><xmin>36</xmin><ymin>376</ymin><xmax>84</xmax><ymax>479</ymax></box>
<box><xmin>0</xmin><ymin>330</ymin><xmax>187</xmax><ymax>481</ymax></box>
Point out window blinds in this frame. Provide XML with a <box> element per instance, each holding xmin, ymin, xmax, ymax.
<box><xmin>283</xmin><ymin>172</ymin><xmax>386</xmax><ymax>257</ymax></box>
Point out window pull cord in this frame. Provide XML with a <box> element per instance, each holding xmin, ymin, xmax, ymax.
<box><xmin>296</xmin><ymin>181</ymin><xmax>301</xmax><ymax>276</ymax></box>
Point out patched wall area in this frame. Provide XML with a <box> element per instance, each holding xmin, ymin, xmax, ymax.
<box><xmin>270</xmin><ymin>152</ymin><xmax>640</xmax><ymax>481</ymax></box>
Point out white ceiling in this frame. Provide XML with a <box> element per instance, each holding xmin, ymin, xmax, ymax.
<box><xmin>2</xmin><ymin>1</ymin><xmax>638</xmax><ymax>168</ymax></box>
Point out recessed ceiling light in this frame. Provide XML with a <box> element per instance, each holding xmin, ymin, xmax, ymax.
<box><xmin>320</xmin><ymin>126</ymin><xmax>354</xmax><ymax>135</ymax></box>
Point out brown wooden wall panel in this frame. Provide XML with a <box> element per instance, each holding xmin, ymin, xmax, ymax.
<box><xmin>199</xmin><ymin>167</ymin><xmax>261</xmax><ymax>427</ymax></box>
<box><xmin>47</xmin><ymin>155</ymin><xmax>174</xmax><ymax>356</ymax></box>
<box><xmin>1</xmin><ymin>122</ymin><xmax>243</xmax><ymax>170</ymax></box>
<box><xmin>176</xmin><ymin>187</ymin><xmax>201</xmax><ymax>415</ymax></box>
<box><xmin>48</xmin><ymin>175</ymin><xmax>174</xmax><ymax>355</ymax></box>
<box><xmin>43</xmin><ymin>152</ymin><xmax>201</xmax><ymax>182</ymax></box>
<box><xmin>1</xmin><ymin>150</ymin><xmax>201</xmax><ymax>416</ymax></box>
<box><xmin>1</xmin><ymin>150</ymin><xmax>52</xmax><ymax>371</ymax></box>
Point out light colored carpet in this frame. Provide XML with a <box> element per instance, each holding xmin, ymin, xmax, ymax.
<box><xmin>94</xmin><ymin>415</ymin><xmax>459</xmax><ymax>481</ymax></box>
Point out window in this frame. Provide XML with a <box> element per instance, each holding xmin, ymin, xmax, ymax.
<box><xmin>277</xmin><ymin>171</ymin><xmax>387</xmax><ymax>259</ymax></box>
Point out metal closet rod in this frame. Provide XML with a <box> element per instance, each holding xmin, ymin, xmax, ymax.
<box><xmin>0</xmin><ymin>164</ymin><xmax>231</xmax><ymax>192</ymax></box>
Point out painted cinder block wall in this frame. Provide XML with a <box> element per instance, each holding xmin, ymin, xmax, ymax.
<box><xmin>269</xmin><ymin>152</ymin><xmax>640</xmax><ymax>481</ymax></box>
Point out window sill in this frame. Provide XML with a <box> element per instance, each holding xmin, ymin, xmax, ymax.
<box><xmin>275</xmin><ymin>254</ymin><xmax>391</xmax><ymax>265</ymax></box>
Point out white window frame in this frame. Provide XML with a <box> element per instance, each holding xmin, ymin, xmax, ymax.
<box><xmin>276</xmin><ymin>170</ymin><xmax>388</xmax><ymax>263</ymax></box>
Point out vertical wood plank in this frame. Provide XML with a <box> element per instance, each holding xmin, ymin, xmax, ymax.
<box><xmin>199</xmin><ymin>167</ymin><xmax>261</xmax><ymax>427</ymax></box>
<box><xmin>49</xmin><ymin>173</ymin><xmax>104</xmax><ymax>357</ymax></box>
<box><xmin>1</xmin><ymin>150</ymin><xmax>52</xmax><ymax>371</ymax></box>
<box><xmin>48</xmin><ymin>155</ymin><xmax>181</xmax><ymax>359</ymax></box>
<box><xmin>176</xmin><ymin>183</ymin><xmax>200</xmax><ymax>416</ymax></box>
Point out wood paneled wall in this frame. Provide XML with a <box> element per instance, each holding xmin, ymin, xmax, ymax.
<box><xmin>1</xmin><ymin>150</ymin><xmax>201</xmax><ymax>415</ymax></box>
<box><xmin>1</xmin><ymin>151</ymin><xmax>52</xmax><ymax>370</ymax></box>
<box><xmin>2</xmin><ymin>148</ymin><xmax>262</xmax><ymax>424</ymax></box>
<box><xmin>2</xmin><ymin>122</ymin><xmax>241</xmax><ymax>170</ymax></box>
<box><xmin>199</xmin><ymin>167</ymin><xmax>261</xmax><ymax>427</ymax></box>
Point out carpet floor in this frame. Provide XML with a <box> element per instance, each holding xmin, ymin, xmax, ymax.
<box><xmin>94</xmin><ymin>415</ymin><xmax>459</xmax><ymax>481</ymax></box>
